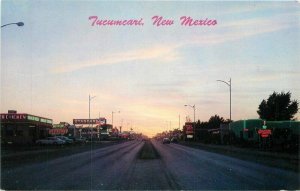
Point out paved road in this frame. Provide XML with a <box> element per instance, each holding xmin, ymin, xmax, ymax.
<box><xmin>1</xmin><ymin>140</ymin><xmax>299</xmax><ymax>190</ymax></box>
<box><xmin>153</xmin><ymin>140</ymin><xmax>299</xmax><ymax>190</ymax></box>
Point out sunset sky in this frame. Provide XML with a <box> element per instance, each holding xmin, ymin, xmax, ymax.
<box><xmin>1</xmin><ymin>1</ymin><xmax>300</xmax><ymax>137</ymax></box>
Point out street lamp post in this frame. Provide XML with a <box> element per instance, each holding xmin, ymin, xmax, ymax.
<box><xmin>168</xmin><ymin>121</ymin><xmax>171</xmax><ymax>138</ymax></box>
<box><xmin>1</xmin><ymin>22</ymin><xmax>24</xmax><ymax>28</ymax></box>
<box><xmin>184</xmin><ymin>104</ymin><xmax>196</xmax><ymax>141</ymax></box>
<box><xmin>217</xmin><ymin>78</ymin><xmax>231</xmax><ymax>121</ymax></box>
<box><xmin>89</xmin><ymin>94</ymin><xmax>96</xmax><ymax>141</ymax></box>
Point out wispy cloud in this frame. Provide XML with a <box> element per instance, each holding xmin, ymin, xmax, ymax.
<box><xmin>52</xmin><ymin>44</ymin><xmax>181</xmax><ymax>74</ymax></box>
<box><xmin>187</xmin><ymin>12</ymin><xmax>299</xmax><ymax>46</ymax></box>
<box><xmin>220</xmin><ymin>2</ymin><xmax>298</xmax><ymax>16</ymax></box>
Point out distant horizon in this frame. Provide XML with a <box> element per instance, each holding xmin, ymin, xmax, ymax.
<box><xmin>2</xmin><ymin>1</ymin><xmax>300</xmax><ymax>137</ymax></box>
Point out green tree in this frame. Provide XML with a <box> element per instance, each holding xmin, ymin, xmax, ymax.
<box><xmin>257</xmin><ymin>91</ymin><xmax>298</xmax><ymax>121</ymax></box>
<box><xmin>208</xmin><ymin>115</ymin><xmax>225</xmax><ymax>128</ymax></box>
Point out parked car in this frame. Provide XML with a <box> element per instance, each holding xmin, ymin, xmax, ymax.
<box><xmin>36</xmin><ymin>137</ymin><xmax>66</xmax><ymax>145</ymax></box>
<box><xmin>162</xmin><ymin>138</ymin><xmax>171</xmax><ymax>144</ymax></box>
<box><xmin>74</xmin><ymin>137</ymin><xmax>88</xmax><ymax>144</ymax></box>
<box><xmin>55</xmin><ymin>136</ymin><xmax>74</xmax><ymax>144</ymax></box>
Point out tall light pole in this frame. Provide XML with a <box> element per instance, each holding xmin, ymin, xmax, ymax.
<box><xmin>179</xmin><ymin>114</ymin><xmax>181</xmax><ymax>129</ymax></box>
<box><xmin>217</xmin><ymin>78</ymin><xmax>231</xmax><ymax>121</ymax></box>
<box><xmin>120</xmin><ymin>119</ymin><xmax>124</xmax><ymax>134</ymax></box>
<box><xmin>184</xmin><ymin>104</ymin><xmax>196</xmax><ymax>141</ymax></box>
<box><xmin>89</xmin><ymin>94</ymin><xmax>96</xmax><ymax>141</ymax></box>
<box><xmin>169</xmin><ymin>121</ymin><xmax>171</xmax><ymax>137</ymax></box>
<box><xmin>1</xmin><ymin>22</ymin><xmax>24</xmax><ymax>28</ymax></box>
<box><xmin>112</xmin><ymin>111</ymin><xmax>120</xmax><ymax>129</ymax></box>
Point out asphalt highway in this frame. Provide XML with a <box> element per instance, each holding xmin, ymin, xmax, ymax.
<box><xmin>1</xmin><ymin>140</ymin><xmax>299</xmax><ymax>190</ymax></box>
<box><xmin>153</xmin><ymin>140</ymin><xmax>299</xmax><ymax>190</ymax></box>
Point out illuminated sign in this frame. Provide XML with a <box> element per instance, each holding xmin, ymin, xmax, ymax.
<box><xmin>40</xmin><ymin>118</ymin><xmax>47</xmax><ymax>123</ymax></box>
<box><xmin>49</xmin><ymin>129</ymin><xmax>68</xmax><ymax>135</ymax></box>
<box><xmin>185</xmin><ymin>124</ymin><xmax>194</xmax><ymax>134</ymax></box>
<box><xmin>47</xmin><ymin>119</ymin><xmax>53</xmax><ymax>124</ymax></box>
<box><xmin>0</xmin><ymin>113</ymin><xmax>52</xmax><ymax>124</ymax></box>
<box><xmin>187</xmin><ymin>135</ymin><xmax>193</xmax><ymax>138</ymax></box>
<box><xmin>28</xmin><ymin>115</ymin><xmax>40</xmax><ymax>122</ymax></box>
<box><xmin>73</xmin><ymin>118</ymin><xmax>106</xmax><ymax>125</ymax></box>
<box><xmin>258</xmin><ymin>129</ymin><xmax>272</xmax><ymax>138</ymax></box>
<box><xmin>53</xmin><ymin>124</ymin><xmax>65</xmax><ymax>128</ymax></box>
<box><xmin>28</xmin><ymin>115</ymin><xmax>52</xmax><ymax>124</ymax></box>
<box><xmin>0</xmin><ymin>114</ymin><xmax>27</xmax><ymax>120</ymax></box>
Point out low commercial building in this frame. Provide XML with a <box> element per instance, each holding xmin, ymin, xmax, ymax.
<box><xmin>0</xmin><ymin>110</ymin><xmax>53</xmax><ymax>144</ymax></box>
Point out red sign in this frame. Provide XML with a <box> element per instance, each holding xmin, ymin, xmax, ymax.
<box><xmin>185</xmin><ymin>124</ymin><xmax>194</xmax><ymax>134</ymax></box>
<box><xmin>258</xmin><ymin>129</ymin><xmax>272</xmax><ymax>138</ymax></box>
<box><xmin>0</xmin><ymin>114</ymin><xmax>27</xmax><ymax>120</ymax></box>
<box><xmin>49</xmin><ymin>129</ymin><xmax>68</xmax><ymax>135</ymax></box>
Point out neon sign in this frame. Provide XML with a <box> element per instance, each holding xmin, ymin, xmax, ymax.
<box><xmin>49</xmin><ymin>129</ymin><xmax>68</xmax><ymax>135</ymax></box>
<box><xmin>258</xmin><ymin>129</ymin><xmax>272</xmax><ymax>138</ymax></box>
<box><xmin>40</xmin><ymin>118</ymin><xmax>52</xmax><ymax>124</ymax></box>
<box><xmin>28</xmin><ymin>115</ymin><xmax>40</xmax><ymax>122</ymax></box>
<box><xmin>53</xmin><ymin>124</ymin><xmax>65</xmax><ymax>128</ymax></box>
<box><xmin>73</xmin><ymin>118</ymin><xmax>106</xmax><ymax>125</ymax></box>
<box><xmin>185</xmin><ymin>124</ymin><xmax>194</xmax><ymax>134</ymax></box>
<box><xmin>0</xmin><ymin>113</ymin><xmax>52</xmax><ymax>124</ymax></box>
<box><xmin>0</xmin><ymin>114</ymin><xmax>27</xmax><ymax>120</ymax></box>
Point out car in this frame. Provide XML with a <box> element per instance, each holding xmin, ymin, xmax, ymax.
<box><xmin>162</xmin><ymin>138</ymin><xmax>170</xmax><ymax>144</ymax></box>
<box><xmin>36</xmin><ymin>137</ymin><xmax>66</xmax><ymax>145</ymax></box>
<box><xmin>55</xmin><ymin>136</ymin><xmax>74</xmax><ymax>144</ymax></box>
<box><xmin>74</xmin><ymin>137</ymin><xmax>88</xmax><ymax>144</ymax></box>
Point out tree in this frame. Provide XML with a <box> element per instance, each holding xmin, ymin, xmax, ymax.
<box><xmin>257</xmin><ymin>91</ymin><xmax>298</xmax><ymax>121</ymax></box>
<box><xmin>208</xmin><ymin>115</ymin><xmax>225</xmax><ymax>128</ymax></box>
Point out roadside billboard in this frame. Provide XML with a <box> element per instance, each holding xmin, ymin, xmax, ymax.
<box><xmin>185</xmin><ymin>124</ymin><xmax>194</xmax><ymax>134</ymax></box>
<box><xmin>73</xmin><ymin>118</ymin><xmax>106</xmax><ymax>125</ymax></box>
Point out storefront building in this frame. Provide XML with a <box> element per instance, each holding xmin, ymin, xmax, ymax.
<box><xmin>0</xmin><ymin>110</ymin><xmax>53</xmax><ymax>144</ymax></box>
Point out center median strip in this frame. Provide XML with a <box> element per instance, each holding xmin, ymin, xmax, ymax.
<box><xmin>138</xmin><ymin>140</ymin><xmax>160</xmax><ymax>160</ymax></box>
